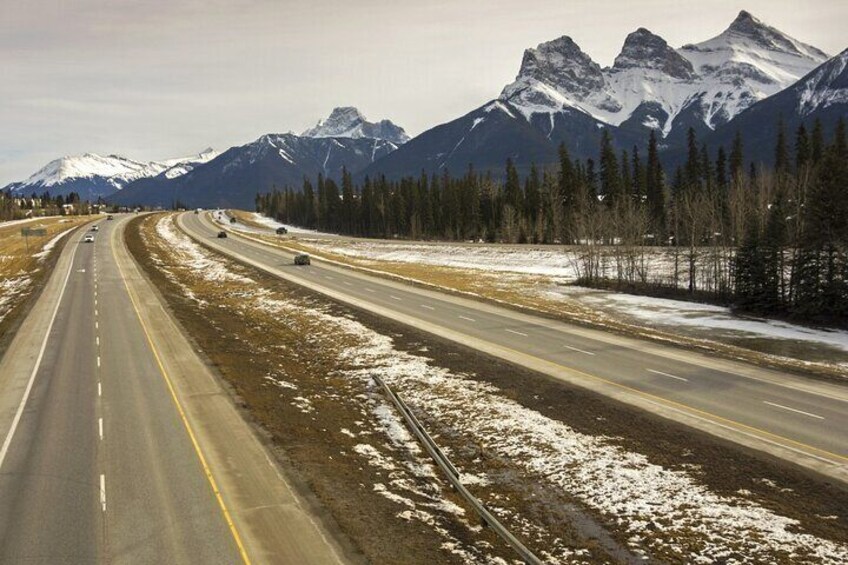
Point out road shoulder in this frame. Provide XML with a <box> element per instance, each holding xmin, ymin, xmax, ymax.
<box><xmin>112</xmin><ymin>215</ymin><xmax>348</xmax><ymax>565</ymax></box>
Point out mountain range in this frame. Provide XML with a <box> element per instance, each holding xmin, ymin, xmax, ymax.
<box><xmin>3</xmin><ymin>10</ymin><xmax>846</xmax><ymax>207</ymax></box>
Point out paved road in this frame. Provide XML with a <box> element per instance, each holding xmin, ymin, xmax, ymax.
<box><xmin>0</xmin><ymin>217</ymin><xmax>241</xmax><ymax>563</ymax></box>
<box><xmin>182</xmin><ymin>211</ymin><xmax>848</xmax><ymax>483</ymax></box>
<box><xmin>0</xmin><ymin>215</ymin><xmax>346</xmax><ymax>564</ymax></box>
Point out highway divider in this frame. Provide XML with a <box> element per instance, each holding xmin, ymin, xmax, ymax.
<box><xmin>373</xmin><ymin>375</ymin><xmax>544</xmax><ymax>565</ymax></box>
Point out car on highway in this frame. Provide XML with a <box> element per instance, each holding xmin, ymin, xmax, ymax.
<box><xmin>107</xmin><ymin>215</ymin><xmax>114</xmax><ymax>220</ymax></box>
<box><xmin>294</xmin><ymin>253</ymin><xmax>310</xmax><ymax>265</ymax></box>
<box><xmin>91</xmin><ymin>225</ymin><xmax>99</xmax><ymax>231</ymax></box>
<box><xmin>83</xmin><ymin>234</ymin><xmax>94</xmax><ymax>243</ymax></box>
<box><xmin>276</xmin><ymin>226</ymin><xmax>288</xmax><ymax>235</ymax></box>
<box><xmin>217</xmin><ymin>231</ymin><xmax>228</xmax><ymax>239</ymax></box>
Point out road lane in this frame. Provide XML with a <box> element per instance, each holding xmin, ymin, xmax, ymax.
<box><xmin>0</xmin><ymin>217</ymin><xmax>242</xmax><ymax>564</ymax></box>
<box><xmin>182</xmin><ymin>212</ymin><xmax>848</xmax><ymax>482</ymax></box>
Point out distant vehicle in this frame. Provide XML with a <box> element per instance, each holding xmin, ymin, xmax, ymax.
<box><xmin>229</xmin><ymin>217</ymin><xmax>236</xmax><ymax>224</ymax></box>
<box><xmin>217</xmin><ymin>231</ymin><xmax>227</xmax><ymax>239</ymax></box>
<box><xmin>195</xmin><ymin>208</ymin><xmax>201</xmax><ymax>214</ymax></box>
<box><xmin>107</xmin><ymin>215</ymin><xmax>114</xmax><ymax>220</ymax></box>
<box><xmin>294</xmin><ymin>253</ymin><xmax>310</xmax><ymax>265</ymax></box>
<box><xmin>276</xmin><ymin>226</ymin><xmax>288</xmax><ymax>235</ymax></box>
<box><xmin>91</xmin><ymin>225</ymin><xmax>99</xmax><ymax>231</ymax></box>
<box><xmin>83</xmin><ymin>234</ymin><xmax>94</xmax><ymax>243</ymax></box>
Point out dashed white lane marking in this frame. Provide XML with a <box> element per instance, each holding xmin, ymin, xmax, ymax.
<box><xmin>505</xmin><ymin>329</ymin><xmax>528</xmax><ymax>337</ymax></box>
<box><xmin>458</xmin><ymin>315</ymin><xmax>476</xmax><ymax>322</ymax></box>
<box><xmin>763</xmin><ymin>401</ymin><xmax>825</xmax><ymax>420</ymax></box>
<box><xmin>95</xmin><ymin>309</ymin><xmax>98</xmax><ymax>317</ymax></box>
<box><xmin>97</xmin><ymin>356</ymin><xmax>101</xmax><ymax>368</ymax></box>
<box><xmin>564</xmin><ymin>344</ymin><xmax>596</xmax><ymax>356</ymax></box>
<box><xmin>98</xmin><ymin>382</ymin><xmax>102</xmax><ymax>397</ymax></box>
<box><xmin>96</xmin><ymin>336</ymin><xmax>100</xmax><ymax>347</ymax></box>
<box><xmin>98</xmin><ymin>418</ymin><xmax>103</xmax><ymax>440</ymax></box>
<box><xmin>95</xmin><ymin>321</ymin><xmax>99</xmax><ymax>330</ymax></box>
<box><xmin>647</xmin><ymin>369</ymin><xmax>689</xmax><ymax>382</ymax></box>
<box><xmin>420</xmin><ymin>305</ymin><xmax>435</xmax><ymax>310</ymax></box>
<box><xmin>324</xmin><ymin>276</ymin><xmax>334</xmax><ymax>281</ymax></box>
<box><xmin>389</xmin><ymin>295</ymin><xmax>402</xmax><ymax>301</ymax></box>
<box><xmin>100</xmin><ymin>474</ymin><xmax>106</xmax><ymax>512</ymax></box>
<box><xmin>343</xmin><ymin>281</ymin><xmax>353</xmax><ymax>287</ymax></box>
<box><xmin>365</xmin><ymin>288</ymin><xmax>376</xmax><ymax>293</ymax></box>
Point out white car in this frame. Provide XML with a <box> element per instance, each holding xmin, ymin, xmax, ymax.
<box><xmin>83</xmin><ymin>234</ymin><xmax>95</xmax><ymax>243</ymax></box>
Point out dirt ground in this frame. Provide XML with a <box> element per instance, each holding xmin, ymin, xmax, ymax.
<box><xmin>127</xmin><ymin>214</ymin><xmax>848</xmax><ymax>564</ymax></box>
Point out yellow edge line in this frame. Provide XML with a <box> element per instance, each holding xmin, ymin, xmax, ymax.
<box><xmin>207</xmin><ymin>214</ymin><xmax>848</xmax><ymax>467</ymax></box>
<box><xmin>112</xmin><ymin>217</ymin><xmax>252</xmax><ymax>564</ymax></box>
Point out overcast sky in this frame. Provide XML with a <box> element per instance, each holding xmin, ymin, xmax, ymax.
<box><xmin>1</xmin><ymin>0</ymin><xmax>845</xmax><ymax>184</ymax></box>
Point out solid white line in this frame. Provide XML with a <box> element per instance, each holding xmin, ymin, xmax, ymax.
<box><xmin>647</xmin><ymin>369</ymin><xmax>689</xmax><ymax>382</ymax></box>
<box><xmin>763</xmin><ymin>401</ymin><xmax>825</xmax><ymax>420</ymax></box>
<box><xmin>420</xmin><ymin>305</ymin><xmax>435</xmax><ymax>311</ymax></box>
<box><xmin>0</xmin><ymin>237</ymin><xmax>80</xmax><ymax>471</ymax></box>
<box><xmin>505</xmin><ymin>329</ymin><xmax>528</xmax><ymax>337</ymax></box>
<box><xmin>564</xmin><ymin>344</ymin><xmax>596</xmax><ymax>356</ymax></box>
<box><xmin>389</xmin><ymin>295</ymin><xmax>402</xmax><ymax>301</ymax></box>
<box><xmin>459</xmin><ymin>315</ymin><xmax>476</xmax><ymax>322</ymax></box>
<box><xmin>98</xmin><ymin>418</ymin><xmax>103</xmax><ymax>440</ymax></box>
<box><xmin>100</xmin><ymin>474</ymin><xmax>106</xmax><ymax>512</ymax></box>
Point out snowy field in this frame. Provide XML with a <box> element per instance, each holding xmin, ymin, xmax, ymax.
<box><xmin>151</xmin><ymin>214</ymin><xmax>848</xmax><ymax>564</ymax></box>
<box><xmin>295</xmin><ymin>238</ymin><xmax>848</xmax><ymax>363</ymax></box>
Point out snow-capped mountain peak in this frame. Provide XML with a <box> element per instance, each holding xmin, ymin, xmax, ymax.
<box><xmin>21</xmin><ymin>153</ymin><xmax>162</xmax><ymax>189</ymax></box>
<box><xmin>302</xmin><ymin>107</ymin><xmax>410</xmax><ymax>145</ymax></box>
<box><xmin>796</xmin><ymin>48</ymin><xmax>848</xmax><ymax>116</ymax></box>
<box><xmin>613</xmin><ymin>28</ymin><xmax>695</xmax><ymax>80</ymax></box>
<box><xmin>499</xmin><ymin>11</ymin><xmax>829</xmax><ymax>139</ymax></box>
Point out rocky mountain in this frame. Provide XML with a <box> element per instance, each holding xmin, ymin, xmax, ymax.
<box><xmin>110</xmin><ymin>132</ymin><xmax>399</xmax><ymax>209</ymax></box>
<box><xmin>364</xmin><ymin>11</ymin><xmax>830</xmax><ymax>180</ymax></box>
<box><xmin>703</xmin><ymin>47</ymin><xmax>848</xmax><ymax>165</ymax></box>
<box><xmin>2</xmin><ymin>150</ymin><xmax>218</xmax><ymax>201</ymax></box>
<box><xmin>303</xmin><ymin>106</ymin><xmax>410</xmax><ymax>145</ymax></box>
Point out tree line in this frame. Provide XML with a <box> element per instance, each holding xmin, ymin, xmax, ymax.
<box><xmin>256</xmin><ymin>119</ymin><xmax>848</xmax><ymax>327</ymax></box>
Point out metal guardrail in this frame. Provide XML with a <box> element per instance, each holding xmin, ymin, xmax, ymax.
<box><xmin>373</xmin><ymin>375</ymin><xmax>544</xmax><ymax>565</ymax></box>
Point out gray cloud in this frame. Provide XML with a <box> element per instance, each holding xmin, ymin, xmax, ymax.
<box><xmin>2</xmin><ymin>0</ymin><xmax>845</xmax><ymax>183</ymax></box>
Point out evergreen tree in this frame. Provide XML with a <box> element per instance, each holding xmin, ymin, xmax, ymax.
<box><xmin>599</xmin><ymin>130</ymin><xmax>621</xmax><ymax>204</ymax></box>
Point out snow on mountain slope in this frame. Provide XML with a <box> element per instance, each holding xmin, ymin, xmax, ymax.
<box><xmin>3</xmin><ymin>149</ymin><xmax>220</xmax><ymax>200</ymax></box>
<box><xmin>302</xmin><ymin>107</ymin><xmax>410</xmax><ymax>145</ymax></box>
<box><xmin>500</xmin><ymin>11</ymin><xmax>829</xmax><ymax>138</ymax></box>
<box><xmin>796</xmin><ymin>48</ymin><xmax>848</xmax><ymax>116</ymax></box>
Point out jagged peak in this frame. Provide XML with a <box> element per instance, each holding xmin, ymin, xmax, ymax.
<box><xmin>302</xmin><ymin>107</ymin><xmax>409</xmax><ymax>144</ymax></box>
<box><xmin>613</xmin><ymin>28</ymin><xmax>695</xmax><ymax>79</ymax></box>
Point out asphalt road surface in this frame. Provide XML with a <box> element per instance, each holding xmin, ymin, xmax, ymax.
<box><xmin>182</xmin><ymin>211</ymin><xmax>848</xmax><ymax>484</ymax></box>
<box><xmin>0</xmin><ymin>216</ymin><xmax>345</xmax><ymax>564</ymax></box>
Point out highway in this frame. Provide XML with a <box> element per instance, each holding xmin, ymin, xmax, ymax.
<box><xmin>0</xmin><ymin>216</ymin><xmax>344</xmax><ymax>564</ymax></box>
<box><xmin>182</xmin><ymin>211</ymin><xmax>848</xmax><ymax>484</ymax></box>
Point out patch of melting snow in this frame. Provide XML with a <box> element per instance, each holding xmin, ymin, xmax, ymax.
<box><xmin>150</xmin><ymin>213</ymin><xmax>847</xmax><ymax>563</ymax></box>
<box><xmin>32</xmin><ymin>226</ymin><xmax>74</xmax><ymax>261</ymax></box>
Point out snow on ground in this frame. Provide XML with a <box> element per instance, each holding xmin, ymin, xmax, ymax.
<box><xmin>547</xmin><ymin>286</ymin><xmax>848</xmax><ymax>354</ymax></box>
<box><xmin>0</xmin><ymin>276</ymin><xmax>31</xmax><ymax>324</ymax></box>
<box><xmin>245</xmin><ymin>212</ymin><xmax>323</xmax><ymax>235</ymax></box>
<box><xmin>302</xmin><ymin>239</ymin><xmax>848</xmax><ymax>361</ymax></box>
<box><xmin>150</xmin><ymin>214</ymin><xmax>848</xmax><ymax>563</ymax></box>
<box><xmin>32</xmin><ymin>226</ymin><xmax>75</xmax><ymax>261</ymax></box>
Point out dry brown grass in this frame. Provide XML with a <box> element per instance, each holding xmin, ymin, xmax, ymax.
<box><xmin>0</xmin><ymin>217</ymin><xmax>90</xmax><ymax>278</ymax></box>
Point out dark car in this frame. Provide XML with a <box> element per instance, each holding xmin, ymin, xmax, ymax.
<box><xmin>294</xmin><ymin>253</ymin><xmax>310</xmax><ymax>265</ymax></box>
<box><xmin>217</xmin><ymin>231</ymin><xmax>228</xmax><ymax>239</ymax></box>
<box><xmin>276</xmin><ymin>226</ymin><xmax>288</xmax><ymax>235</ymax></box>
<box><xmin>107</xmin><ymin>215</ymin><xmax>114</xmax><ymax>220</ymax></box>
